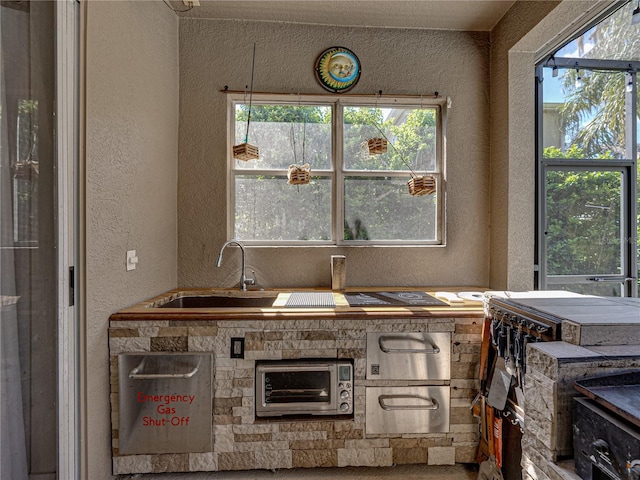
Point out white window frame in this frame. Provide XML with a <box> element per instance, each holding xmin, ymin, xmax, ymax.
<box><xmin>227</xmin><ymin>93</ymin><xmax>447</xmax><ymax>246</ymax></box>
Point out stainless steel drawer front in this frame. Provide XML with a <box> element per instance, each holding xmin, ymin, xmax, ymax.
<box><xmin>366</xmin><ymin>332</ymin><xmax>451</xmax><ymax>380</ymax></box>
<box><xmin>365</xmin><ymin>386</ymin><xmax>450</xmax><ymax>434</ymax></box>
<box><xmin>118</xmin><ymin>353</ymin><xmax>213</xmax><ymax>455</ymax></box>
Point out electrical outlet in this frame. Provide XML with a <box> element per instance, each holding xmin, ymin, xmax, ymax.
<box><xmin>230</xmin><ymin>337</ymin><xmax>244</xmax><ymax>358</ymax></box>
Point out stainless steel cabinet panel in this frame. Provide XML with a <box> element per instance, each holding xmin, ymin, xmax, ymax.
<box><xmin>366</xmin><ymin>332</ymin><xmax>451</xmax><ymax>380</ymax></box>
<box><xmin>365</xmin><ymin>386</ymin><xmax>450</xmax><ymax>434</ymax></box>
<box><xmin>118</xmin><ymin>353</ymin><xmax>213</xmax><ymax>454</ymax></box>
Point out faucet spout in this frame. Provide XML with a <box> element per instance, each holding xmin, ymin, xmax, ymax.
<box><xmin>215</xmin><ymin>240</ymin><xmax>253</xmax><ymax>291</ymax></box>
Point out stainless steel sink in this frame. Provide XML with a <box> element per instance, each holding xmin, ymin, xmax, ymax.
<box><xmin>157</xmin><ymin>294</ymin><xmax>277</xmax><ymax>308</ymax></box>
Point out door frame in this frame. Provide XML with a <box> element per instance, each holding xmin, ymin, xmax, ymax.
<box><xmin>538</xmin><ymin>160</ymin><xmax>634</xmax><ymax>294</ymax></box>
<box><xmin>56</xmin><ymin>0</ymin><xmax>80</xmax><ymax>478</ymax></box>
<box><xmin>535</xmin><ymin>61</ymin><xmax>638</xmax><ymax>297</ymax></box>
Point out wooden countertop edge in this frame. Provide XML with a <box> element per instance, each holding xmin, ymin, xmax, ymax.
<box><xmin>109</xmin><ymin>287</ymin><xmax>487</xmax><ymax>321</ymax></box>
<box><xmin>110</xmin><ymin>307</ymin><xmax>484</xmax><ymax>321</ymax></box>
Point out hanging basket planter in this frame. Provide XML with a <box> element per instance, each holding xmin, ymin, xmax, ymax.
<box><xmin>408</xmin><ymin>175</ymin><xmax>436</xmax><ymax>196</ymax></box>
<box><xmin>233</xmin><ymin>142</ymin><xmax>260</xmax><ymax>161</ymax></box>
<box><xmin>233</xmin><ymin>43</ymin><xmax>260</xmax><ymax>162</ymax></box>
<box><xmin>366</xmin><ymin>124</ymin><xmax>435</xmax><ymax>197</ymax></box>
<box><xmin>287</xmin><ymin>163</ymin><xmax>311</xmax><ymax>185</ymax></box>
<box><xmin>365</xmin><ymin>103</ymin><xmax>436</xmax><ymax>198</ymax></box>
<box><xmin>362</xmin><ymin>137</ymin><xmax>388</xmax><ymax>155</ymax></box>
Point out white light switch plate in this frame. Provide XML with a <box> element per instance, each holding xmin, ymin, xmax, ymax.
<box><xmin>126</xmin><ymin>250</ymin><xmax>138</xmax><ymax>271</ymax></box>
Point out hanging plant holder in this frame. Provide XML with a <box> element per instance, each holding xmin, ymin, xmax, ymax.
<box><xmin>233</xmin><ymin>142</ymin><xmax>260</xmax><ymax>161</ymax></box>
<box><xmin>233</xmin><ymin>43</ymin><xmax>260</xmax><ymax>162</ymax></box>
<box><xmin>362</xmin><ymin>137</ymin><xmax>388</xmax><ymax>155</ymax></box>
<box><xmin>286</xmin><ymin>102</ymin><xmax>312</xmax><ymax>186</ymax></box>
<box><xmin>287</xmin><ymin>163</ymin><xmax>311</xmax><ymax>185</ymax></box>
<box><xmin>408</xmin><ymin>175</ymin><xmax>436</xmax><ymax>196</ymax></box>
<box><xmin>365</xmin><ymin>118</ymin><xmax>435</xmax><ymax>197</ymax></box>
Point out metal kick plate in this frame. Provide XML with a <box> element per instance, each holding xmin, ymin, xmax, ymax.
<box><xmin>118</xmin><ymin>353</ymin><xmax>213</xmax><ymax>455</ymax></box>
<box><xmin>366</xmin><ymin>332</ymin><xmax>451</xmax><ymax>380</ymax></box>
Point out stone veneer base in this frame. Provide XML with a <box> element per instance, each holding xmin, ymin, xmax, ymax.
<box><xmin>109</xmin><ymin>315</ymin><xmax>483</xmax><ymax>475</ymax></box>
<box><xmin>521</xmin><ymin>342</ymin><xmax>640</xmax><ymax>480</ymax></box>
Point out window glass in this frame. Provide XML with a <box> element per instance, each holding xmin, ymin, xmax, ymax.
<box><xmin>343</xmin><ymin>176</ymin><xmax>438</xmax><ymax>241</ymax></box>
<box><xmin>343</xmin><ymin>106</ymin><xmax>437</xmax><ymax>172</ymax></box>
<box><xmin>234</xmin><ymin>104</ymin><xmax>332</xmax><ymax>170</ymax></box>
<box><xmin>545</xmin><ymin>169</ymin><xmax>623</xmax><ymax>276</ymax></box>
<box><xmin>13</xmin><ymin>99</ymin><xmax>40</xmax><ymax>244</ymax></box>
<box><xmin>554</xmin><ymin>2</ymin><xmax>640</xmax><ymax>61</ymax></box>
<box><xmin>546</xmin><ymin>282</ymin><xmax>623</xmax><ymax>297</ymax></box>
<box><xmin>230</xmin><ymin>96</ymin><xmax>444</xmax><ymax>245</ymax></box>
<box><xmin>542</xmin><ymin>69</ymin><xmax>626</xmax><ymax>158</ymax></box>
<box><xmin>234</xmin><ymin>175</ymin><xmax>332</xmax><ymax>241</ymax></box>
<box><xmin>1</xmin><ymin>1</ymin><xmax>59</xmax><ymax>475</ymax></box>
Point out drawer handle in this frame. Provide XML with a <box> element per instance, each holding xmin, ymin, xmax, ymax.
<box><xmin>128</xmin><ymin>358</ymin><xmax>201</xmax><ymax>379</ymax></box>
<box><xmin>378</xmin><ymin>394</ymin><xmax>439</xmax><ymax>411</ymax></box>
<box><xmin>378</xmin><ymin>335</ymin><xmax>440</xmax><ymax>354</ymax></box>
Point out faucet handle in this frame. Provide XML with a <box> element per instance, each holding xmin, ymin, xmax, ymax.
<box><xmin>244</xmin><ymin>270</ymin><xmax>256</xmax><ymax>287</ymax></box>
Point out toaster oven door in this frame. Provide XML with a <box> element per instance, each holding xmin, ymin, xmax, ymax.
<box><xmin>256</xmin><ymin>361</ymin><xmax>339</xmax><ymax>416</ymax></box>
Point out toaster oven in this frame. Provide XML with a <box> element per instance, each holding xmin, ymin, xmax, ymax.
<box><xmin>255</xmin><ymin>359</ymin><xmax>353</xmax><ymax>417</ymax></box>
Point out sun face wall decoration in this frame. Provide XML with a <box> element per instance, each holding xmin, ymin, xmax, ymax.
<box><xmin>315</xmin><ymin>47</ymin><xmax>361</xmax><ymax>93</ymax></box>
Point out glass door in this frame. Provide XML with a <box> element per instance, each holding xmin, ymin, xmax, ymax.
<box><xmin>536</xmin><ymin>2</ymin><xmax>639</xmax><ymax>296</ymax></box>
<box><xmin>1</xmin><ymin>1</ymin><xmax>78</xmax><ymax>478</ymax></box>
<box><xmin>537</xmin><ymin>64</ymin><xmax>637</xmax><ymax>296</ymax></box>
<box><xmin>536</xmin><ymin>2</ymin><xmax>640</xmax><ymax>296</ymax></box>
<box><xmin>541</xmin><ymin>164</ymin><xmax>631</xmax><ymax>296</ymax></box>
<box><xmin>538</xmin><ymin>63</ymin><xmax>637</xmax><ymax>296</ymax></box>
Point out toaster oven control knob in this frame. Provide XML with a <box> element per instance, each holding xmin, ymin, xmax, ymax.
<box><xmin>340</xmin><ymin>390</ymin><xmax>350</xmax><ymax>400</ymax></box>
<box><xmin>340</xmin><ymin>402</ymin><xmax>350</xmax><ymax>412</ymax></box>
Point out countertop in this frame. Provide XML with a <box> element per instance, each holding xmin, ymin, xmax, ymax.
<box><xmin>486</xmin><ymin>290</ymin><xmax>640</xmax><ymax>346</ymax></box>
<box><xmin>110</xmin><ymin>287</ymin><xmax>487</xmax><ymax>321</ymax></box>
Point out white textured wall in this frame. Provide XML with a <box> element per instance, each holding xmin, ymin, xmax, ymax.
<box><xmin>85</xmin><ymin>1</ymin><xmax>178</xmax><ymax>478</ymax></box>
<box><xmin>495</xmin><ymin>0</ymin><xmax>614</xmax><ymax>290</ymax></box>
<box><xmin>178</xmin><ymin>20</ymin><xmax>491</xmax><ymax>289</ymax></box>
<box><xmin>488</xmin><ymin>1</ymin><xmax>560</xmax><ymax>290</ymax></box>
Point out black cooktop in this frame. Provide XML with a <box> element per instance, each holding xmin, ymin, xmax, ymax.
<box><xmin>344</xmin><ymin>291</ymin><xmax>448</xmax><ymax>307</ymax></box>
<box><xmin>575</xmin><ymin>372</ymin><xmax>640</xmax><ymax>428</ymax></box>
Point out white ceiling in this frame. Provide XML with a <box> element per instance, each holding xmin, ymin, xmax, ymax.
<box><xmin>174</xmin><ymin>0</ymin><xmax>519</xmax><ymax>31</ymax></box>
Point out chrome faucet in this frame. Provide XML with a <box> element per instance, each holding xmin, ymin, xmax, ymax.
<box><xmin>215</xmin><ymin>240</ymin><xmax>254</xmax><ymax>291</ymax></box>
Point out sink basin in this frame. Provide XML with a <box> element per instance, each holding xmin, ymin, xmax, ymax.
<box><xmin>157</xmin><ymin>294</ymin><xmax>277</xmax><ymax>309</ymax></box>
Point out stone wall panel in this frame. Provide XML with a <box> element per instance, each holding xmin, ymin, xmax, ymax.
<box><xmin>109</xmin><ymin>315</ymin><xmax>482</xmax><ymax>473</ymax></box>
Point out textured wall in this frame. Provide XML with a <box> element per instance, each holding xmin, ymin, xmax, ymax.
<box><xmin>498</xmin><ymin>0</ymin><xmax>613</xmax><ymax>290</ymax></box>
<box><xmin>85</xmin><ymin>1</ymin><xmax>179</xmax><ymax>478</ymax></box>
<box><xmin>178</xmin><ymin>20</ymin><xmax>491</xmax><ymax>289</ymax></box>
<box><xmin>488</xmin><ymin>1</ymin><xmax>560</xmax><ymax>290</ymax></box>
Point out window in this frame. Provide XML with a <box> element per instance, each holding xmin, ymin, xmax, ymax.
<box><xmin>228</xmin><ymin>94</ymin><xmax>446</xmax><ymax>245</ymax></box>
<box><xmin>536</xmin><ymin>1</ymin><xmax>639</xmax><ymax>297</ymax></box>
<box><xmin>13</xmin><ymin>99</ymin><xmax>40</xmax><ymax>245</ymax></box>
